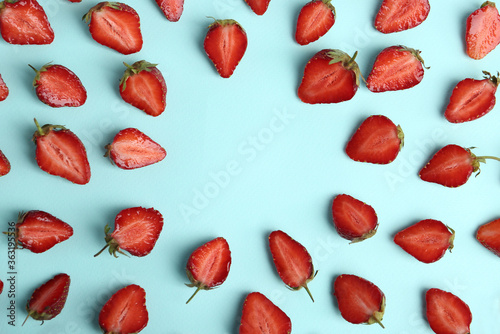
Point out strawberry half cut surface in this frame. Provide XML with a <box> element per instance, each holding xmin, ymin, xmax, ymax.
<box><xmin>374</xmin><ymin>0</ymin><xmax>430</xmax><ymax>34</ymax></box>
<box><xmin>0</xmin><ymin>74</ymin><xmax>8</xmax><ymax>101</ymax></box>
<box><xmin>99</xmin><ymin>284</ymin><xmax>148</xmax><ymax>334</ymax></box>
<box><xmin>331</xmin><ymin>194</ymin><xmax>378</xmax><ymax>242</ymax></box>
<box><xmin>95</xmin><ymin>207</ymin><xmax>164</xmax><ymax>258</ymax></box>
<box><xmin>295</xmin><ymin>0</ymin><xmax>336</xmax><ymax>45</ymax></box>
<box><xmin>33</xmin><ymin>119</ymin><xmax>91</xmax><ymax>185</ymax></box>
<box><xmin>23</xmin><ymin>273</ymin><xmax>70</xmax><ymax>325</ymax></box>
<box><xmin>0</xmin><ymin>148</ymin><xmax>10</xmax><ymax>176</ymax></box>
<box><xmin>426</xmin><ymin>288</ymin><xmax>472</xmax><ymax>334</ymax></box>
<box><xmin>244</xmin><ymin>0</ymin><xmax>271</xmax><ymax>15</ymax></box>
<box><xmin>185</xmin><ymin>237</ymin><xmax>231</xmax><ymax>303</ymax></box>
<box><xmin>239</xmin><ymin>292</ymin><xmax>292</xmax><ymax>334</ymax></box>
<box><xmin>155</xmin><ymin>0</ymin><xmax>184</xmax><ymax>22</ymax></box>
<box><xmin>476</xmin><ymin>218</ymin><xmax>500</xmax><ymax>257</ymax></box>
<box><xmin>466</xmin><ymin>1</ymin><xmax>500</xmax><ymax>60</ymax></box>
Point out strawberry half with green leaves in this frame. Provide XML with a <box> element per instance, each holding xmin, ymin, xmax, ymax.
<box><xmin>426</xmin><ymin>288</ymin><xmax>472</xmax><ymax>334</ymax></box>
<box><xmin>298</xmin><ymin>49</ymin><xmax>362</xmax><ymax>104</ymax></box>
<box><xmin>244</xmin><ymin>0</ymin><xmax>270</xmax><ymax>15</ymax></box>
<box><xmin>0</xmin><ymin>74</ymin><xmax>8</xmax><ymax>101</ymax></box>
<box><xmin>375</xmin><ymin>0</ymin><xmax>430</xmax><ymax>34</ymax></box>
<box><xmin>476</xmin><ymin>218</ymin><xmax>500</xmax><ymax>257</ymax></box>
<box><xmin>83</xmin><ymin>2</ymin><xmax>142</xmax><ymax>55</ymax></box>
<box><xmin>466</xmin><ymin>1</ymin><xmax>500</xmax><ymax>60</ymax></box>
<box><xmin>119</xmin><ymin>61</ymin><xmax>167</xmax><ymax>117</ymax></box>
<box><xmin>0</xmin><ymin>149</ymin><xmax>10</xmax><ymax>176</ymax></box>
<box><xmin>155</xmin><ymin>0</ymin><xmax>184</xmax><ymax>21</ymax></box>
<box><xmin>185</xmin><ymin>237</ymin><xmax>231</xmax><ymax>303</ymax></box>
<box><xmin>239</xmin><ymin>292</ymin><xmax>292</xmax><ymax>334</ymax></box>
<box><xmin>331</xmin><ymin>194</ymin><xmax>378</xmax><ymax>242</ymax></box>
<box><xmin>295</xmin><ymin>0</ymin><xmax>335</xmax><ymax>45</ymax></box>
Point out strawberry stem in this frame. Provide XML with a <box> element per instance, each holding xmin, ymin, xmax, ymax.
<box><xmin>94</xmin><ymin>244</ymin><xmax>110</xmax><ymax>257</ymax></box>
<box><xmin>373</xmin><ymin>316</ymin><xmax>385</xmax><ymax>329</ymax></box>
<box><xmin>303</xmin><ymin>283</ymin><xmax>315</xmax><ymax>302</ymax></box>
<box><xmin>22</xmin><ymin>312</ymin><xmax>31</xmax><ymax>326</ymax></box>
<box><xmin>33</xmin><ymin>118</ymin><xmax>44</xmax><ymax>136</ymax></box>
<box><xmin>186</xmin><ymin>286</ymin><xmax>202</xmax><ymax>304</ymax></box>
<box><xmin>476</xmin><ymin>156</ymin><xmax>500</xmax><ymax>162</ymax></box>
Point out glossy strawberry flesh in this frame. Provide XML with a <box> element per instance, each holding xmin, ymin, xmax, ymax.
<box><xmin>331</xmin><ymin>194</ymin><xmax>378</xmax><ymax>241</ymax></box>
<box><xmin>187</xmin><ymin>237</ymin><xmax>231</xmax><ymax>288</ymax></box>
<box><xmin>375</xmin><ymin>0</ymin><xmax>430</xmax><ymax>34</ymax></box>
<box><xmin>419</xmin><ymin>145</ymin><xmax>473</xmax><ymax>187</ymax></box>
<box><xmin>0</xmin><ymin>149</ymin><xmax>10</xmax><ymax>176</ymax></box>
<box><xmin>239</xmin><ymin>292</ymin><xmax>292</xmax><ymax>334</ymax></box>
<box><xmin>466</xmin><ymin>2</ymin><xmax>500</xmax><ymax>60</ymax></box>
<box><xmin>156</xmin><ymin>0</ymin><xmax>184</xmax><ymax>21</ymax></box>
<box><xmin>35</xmin><ymin>65</ymin><xmax>87</xmax><ymax>108</ymax></box>
<box><xmin>99</xmin><ymin>284</ymin><xmax>148</xmax><ymax>334</ymax></box>
<box><xmin>426</xmin><ymin>288</ymin><xmax>472</xmax><ymax>334</ymax></box>
<box><xmin>244</xmin><ymin>0</ymin><xmax>271</xmax><ymax>15</ymax></box>
<box><xmin>0</xmin><ymin>74</ymin><xmax>8</xmax><ymax>101</ymax></box>
<box><xmin>477</xmin><ymin>218</ymin><xmax>500</xmax><ymax>257</ymax></box>
<box><xmin>295</xmin><ymin>0</ymin><xmax>335</xmax><ymax>45</ymax></box>
<box><xmin>120</xmin><ymin>68</ymin><xmax>167</xmax><ymax>117</ymax></box>
<box><xmin>27</xmin><ymin>274</ymin><xmax>70</xmax><ymax>321</ymax></box>
<box><xmin>0</xmin><ymin>279</ymin><xmax>3</xmax><ymax>295</ymax></box>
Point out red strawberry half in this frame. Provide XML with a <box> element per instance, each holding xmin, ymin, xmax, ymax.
<box><xmin>94</xmin><ymin>207</ymin><xmax>164</xmax><ymax>258</ymax></box>
<box><xmin>239</xmin><ymin>292</ymin><xmax>292</xmax><ymax>334</ymax></box>
<box><xmin>119</xmin><ymin>61</ymin><xmax>167</xmax><ymax>117</ymax></box>
<box><xmin>331</xmin><ymin>194</ymin><xmax>378</xmax><ymax>242</ymax></box>
<box><xmin>155</xmin><ymin>0</ymin><xmax>184</xmax><ymax>21</ymax></box>
<box><xmin>99</xmin><ymin>284</ymin><xmax>148</xmax><ymax>334</ymax></box>
<box><xmin>0</xmin><ymin>0</ymin><xmax>54</xmax><ymax>45</ymax></box>
<box><xmin>298</xmin><ymin>49</ymin><xmax>362</xmax><ymax>104</ymax></box>
<box><xmin>476</xmin><ymin>218</ymin><xmax>500</xmax><ymax>257</ymax></box>
<box><xmin>366</xmin><ymin>45</ymin><xmax>428</xmax><ymax>92</ymax></box>
<box><xmin>345</xmin><ymin>115</ymin><xmax>404</xmax><ymax>164</ymax></box>
<box><xmin>0</xmin><ymin>74</ymin><xmax>8</xmax><ymax>101</ymax></box>
<box><xmin>203</xmin><ymin>19</ymin><xmax>248</xmax><ymax>78</ymax></box>
<box><xmin>83</xmin><ymin>2</ymin><xmax>143</xmax><ymax>55</ymax></box>
<box><xmin>444</xmin><ymin>71</ymin><xmax>498</xmax><ymax>123</ymax></box>
<box><xmin>244</xmin><ymin>0</ymin><xmax>271</xmax><ymax>15</ymax></box>
<box><xmin>0</xmin><ymin>149</ymin><xmax>10</xmax><ymax>176</ymax></box>
<box><xmin>185</xmin><ymin>237</ymin><xmax>231</xmax><ymax>303</ymax></box>
<box><xmin>295</xmin><ymin>0</ymin><xmax>336</xmax><ymax>45</ymax></box>
<box><xmin>375</xmin><ymin>0</ymin><xmax>430</xmax><ymax>34</ymax></box>
<box><xmin>0</xmin><ymin>279</ymin><xmax>3</xmax><ymax>295</ymax></box>
<box><xmin>33</xmin><ymin>119</ymin><xmax>91</xmax><ymax>185</ymax></box>
<box><xmin>426</xmin><ymin>288</ymin><xmax>472</xmax><ymax>334</ymax></box>
<box><xmin>466</xmin><ymin>1</ymin><xmax>500</xmax><ymax>60</ymax></box>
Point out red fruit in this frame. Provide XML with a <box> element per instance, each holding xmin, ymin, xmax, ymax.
<box><xmin>99</xmin><ymin>284</ymin><xmax>148</xmax><ymax>334</ymax></box>
<box><xmin>366</xmin><ymin>45</ymin><xmax>428</xmax><ymax>92</ymax></box>
<box><xmin>119</xmin><ymin>61</ymin><xmax>167</xmax><ymax>117</ymax></box>
<box><xmin>33</xmin><ymin>119</ymin><xmax>91</xmax><ymax>185</ymax></box>
<box><xmin>333</xmin><ymin>274</ymin><xmax>385</xmax><ymax>327</ymax></box>
<box><xmin>0</xmin><ymin>279</ymin><xmax>3</xmax><ymax>294</ymax></box>
<box><xmin>476</xmin><ymin>218</ymin><xmax>500</xmax><ymax>257</ymax></box>
<box><xmin>426</xmin><ymin>288</ymin><xmax>472</xmax><ymax>334</ymax></box>
<box><xmin>269</xmin><ymin>230</ymin><xmax>317</xmax><ymax>301</ymax></box>
<box><xmin>94</xmin><ymin>207</ymin><xmax>164</xmax><ymax>258</ymax></box>
<box><xmin>0</xmin><ymin>0</ymin><xmax>54</xmax><ymax>45</ymax></box>
<box><xmin>155</xmin><ymin>0</ymin><xmax>184</xmax><ymax>21</ymax></box>
<box><xmin>419</xmin><ymin>144</ymin><xmax>500</xmax><ymax>187</ymax></box>
<box><xmin>30</xmin><ymin>64</ymin><xmax>87</xmax><ymax>108</ymax></box>
<box><xmin>331</xmin><ymin>194</ymin><xmax>378</xmax><ymax>242</ymax></box>
<box><xmin>345</xmin><ymin>115</ymin><xmax>404</xmax><ymax>164</ymax></box>
<box><xmin>444</xmin><ymin>71</ymin><xmax>498</xmax><ymax>123</ymax></box>
<box><xmin>298</xmin><ymin>49</ymin><xmax>362</xmax><ymax>104</ymax></box>
<box><xmin>0</xmin><ymin>74</ymin><xmax>8</xmax><ymax>101</ymax></box>
<box><xmin>394</xmin><ymin>219</ymin><xmax>454</xmax><ymax>263</ymax></box>
<box><xmin>244</xmin><ymin>0</ymin><xmax>270</xmax><ymax>15</ymax></box>
<box><xmin>239</xmin><ymin>292</ymin><xmax>292</xmax><ymax>334</ymax></box>
<box><xmin>375</xmin><ymin>0</ymin><xmax>430</xmax><ymax>34</ymax></box>
<box><xmin>466</xmin><ymin>1</ymin><xmax>500</xmax><ymax>60</ymax></box>
<box><xmin>0</xmin><ymin>149</ymin><xmax>10</xmax><ymax>176</ymax></box>
<box><xmin>23</xmin><ymin>273</ymin><xmax>70</xmax><ymax>325</ymax></box>
<box><xmin>203</xmin><ymin>19</ymin><xmax>248</xmax><ymax>78</ymax></box>
<box><xmin>185</xmin><ymin>237</ymin><xmax>231</xmax><ymax>303</ymax></box>
<box><xmin>295</xmin><ymin>0</ymin><xmax>335</xmax><ymax>45</ymax></box>
<box><xmin>105</xmin><ymin>128</ymin><xmax>166</xmax><ymax>170</ymax></box>
<box><xmin>83</xmin><ymin>2</ymin><xmax>143</xmax><ymax>55</ymax></box>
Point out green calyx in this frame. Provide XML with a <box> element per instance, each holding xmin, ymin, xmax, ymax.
<box><xmin>483</xmin><ymin>71</ymin><xmax>499</xmax><ymax>87</ymax></box>
<box><xmin>32</xmin><ymin>118</ymin><xmax>66</xmax><ymax>141</ymax></box>
<box><xmin>120</xmin><ymin>60</ymin><xmax>158</xmax><ymax>91</ymax></box>
<box><xmin>185</xmin><ymin>268</ymin><xmax>210</xmax><ymax>304</ymax></box>
<box><xmin>327</xmin><ymin>49</ymin><xmax>363</xmax><ymax>86</ymax></box>
<box><xmin>83</xmin><ymin>2</ymin><xmax>122</xmax><ymax>23</ymax></box>
<box><xmin>367</xmin><ymin>296</ymin><xmax>385</xmax><ymax>328</ymax></box>
<box><xmin>398</xmin><ymin>46</ymin><xmax>430</xmax><ymax>69</ymax></box>
<box><xmin>93</xmin><ymin>224</ymin><xmax>128</xmax><ymax>258</ymax></box>
<box><xmin>447</xmin><ymin>226</ymin><xmax>455</xmax><ymax>252</ymax></box>
<box><xmin>481</xmin><ymin>1</ymin><xmax>496</xmax><ymax>9</ymax></box>
<box><xmin>468</xmin><ymin>147</ymin><xmax>500</xmax><ymax>177</ymax></box>
<box><xmin>397</xmin><ymin>125</ymin><xmax>405</xmax><ymax>150</ymax></box>
<box><xmin>29</xmin><ymin>63</ymin><xmax>52</xmax><ymax>88</ymax></box>
<box><xmin>287</xmin><ymin>267</ymin><xmax>318</xmax><ymax>302</ymax></box>
<box><xmin>207</xmin><ymin>17</ymin><xmax>243</xmax><ymax>30</ymax></box>
<box><xmin>321</xmin><ymin>0</ymin><xmax>336</xmax><ymax>18</ymax></box>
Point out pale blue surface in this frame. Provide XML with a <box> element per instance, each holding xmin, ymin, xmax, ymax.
<box><xmin>1</xmin><ymin>0</ymin><xmax>500</xmax><ymax>333</ymax></box>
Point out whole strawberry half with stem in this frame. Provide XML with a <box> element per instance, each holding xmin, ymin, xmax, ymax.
<box><xmin>298</xmin><ymin>49</ymin><xmax>362</xmax><ymax>104</ymax></box>
<box><xmin>204</xmin><ymin>19</ymin><xmax>248</xmax><ymax>78</ymax></box>
<box><xmin>346</xmin><ymin>115</ymin><xmax>404</xmax><ymax>164</ymax></box>
<box><xmin>0</xmin><ymin>149</ymin><xmax>10</xmax><ymax>176</ymax></box>
<box><xmin>394</xmin><ymin>219</ymin><xmax>454</xmax><ymax>263</ymax></box>
<box><xmin>33</xmin><ymin>119</ymin><xmax>91</xmax><ymax>185</ymax></box>
<box><xmin>185</xmin><ymin>237</ymin><xmax>231</xmax><ymax>303</ymax></box>
<box><xmin>239</xmin><ymin>292</ymin><xmax>292</xmax><ymax>334</ymax></box>
<box><xmin>334</xmin><ymin>274</ymin><xmax>385</xmax><ymax>327</ymax></box>
<box><xmin>269</xmin><ymin>230</ymin><xmax>317</xmax><ymax>302</ymax></box>
<box><xmin>366</xmin><ymin>45</ymin><xmax>428</xmax><ymax>92</ymax></box>
<box><xmin>155</xmin><ymin>0</ymin><xmax>183</xmax><ymax>21</ymax></box>
<box><xmin>426</xmin><ymin>288</ymin><xmax>472</xmax><ymax>334</ymax></box>
<box><xmin>0</xmin><ymin>0</ymin><xmax>54</xmax><ymax>45</ymax></box>
<box><xmin>30</xmin><ymin>64</ymin><xmax>87</xmax><ymax>108</ymax></box>
<box><xmin>419</xmin><ymin>144</ymin><xmax>500</xmax><ymax>187</ymax></box>
<box><xmin>295</xmin><ymin>0</ymin><xmax>336</xmax><ymax>45</ymax></box>
<box><xmin>476</xmin><ymin>218</ymin><xmax>500</xmax><ymax>257</ymax></box>
<box><xmin>105</xmin><ymin>128</ymin><xmax>166</xmax><ymax>170</ymax></box>
<box><xmin>244</xmin><ymin>0</ymin><xmax>270</xmax><ymax>15</ymax></box>
<box><xmin>23</xmin><ymin>273</ymin><xmax>70</xmax><ymax>325</ymax></box>
<box><xmin>375</xmin><ymin>0</ymin><xmax>430</xmax><ymax>34</ymax></box>
<box><xmin>444</xmin><ymin>71</ymin><xmax>498</xmax><ymax>123</ymax></box>
<box><xmin>119</xmin><ymin>60</ymin><xmax>167</xmax><ymax>117</ymax></box>
<box><xmin>94</xmin><ymin>207</ymin><xmax>164</xmax><ymax>258</ymax></box>
<box><xmin>99</xmin><ymin>284</ymin><xmax>148</xmax><ymax>334</ymax></box>
<box><xmin>83</xmin><ymin>2</ymin><xmax>143</xmax><ymax>55</ymax></box>
<box><xmin>331</xmin><ymin>194</ymin><xmax>378</xmax><ymax>242</ymax></box>
<box><xmin>0</xmin><ymin>74</ymin><xmax>8</xmax><ymax>101</ymax></box>
<box><xmin>466</xmin><ymin>1</ymin><xmax>500</xmax><ymax>60</ymax></box>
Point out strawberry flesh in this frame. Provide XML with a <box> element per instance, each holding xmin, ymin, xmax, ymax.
<box><xmin>426</xmin><ymin>288</ymin><xmax>472</xmax><ymax>334</ymax></box>
<box><xmin>155</xmin><ymin>0</ymin><xmax>184</xmax><ymax>21</ymax></box>
<box><xmin>331</xmin><ymin>194</ymin><xmax>378</xmax><ymax>242</ymax></box>
<box><xmin>239</xmin><ymin>292</ymin><xmax>292</xmax><ymax>334</ymax></box>
<box><xmin>476</xmin><ymin>218</ymin><xmax>500</xmax><ymax>257</ymax></box>
<box><xmin>466</xmin><ymin>1</ymin><xmax>500</xmax><ymax>60</ymax></box>
<box><xmin>25</xmin><ymin>273</ymin><xmax>70</xmax><ymax>324</ymax></box>
<box><xmin>244</xmin><ymin>0</ymin><xmax>271</xmax><ymax>15</ymax></box>
<box><xmin>375</xmin><ymin>0</ymin><xmax>430</xmax><ymax>34</ymax></box>
<box><xmin>0</xmin><ymin>74</ymin><xmax>8</xmax><ymax>101</ymax></box>
<box><xmin>0</xmin><ymin>149</ymin><xmax>10</xmax><ymax>176</ymax></box>
<box><xmin>295</xmin><ymin>0</ymin><xmax>335</xmax><ymax>45</ymax></box>
<box><xmin>0</xmin><ymin>279</ymin><xmax>3</xmax><ymax>295</ymax></box>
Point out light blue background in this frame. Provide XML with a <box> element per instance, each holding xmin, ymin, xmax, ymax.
<box><xmin>1</xmin><ymin>0</ymin><xmax>500</xmax><ymax>333</ymax></box>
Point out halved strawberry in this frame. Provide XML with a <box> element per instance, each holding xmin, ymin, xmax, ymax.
<box><xmin>204</xmin><ymin>19</ymin><xmax>248</xmax><ymax>78</ymax></box>
<box><xmin>185</xmin><ymin>237</ymin><xmax>231</xmax><ymax>303</ymax></box>
<box><xmin>0</xmin><ymin>74</ymin><xmax>8</xmax><ymax>101</ymax></box>
<box><xmin>366</xmin><ymin>45</ymin><xmax>428</xmax><ymax>92</ymax></box>
<box><xmin>68</xmin><ymin>0</ymin><xmax>82</xmax><ymax>2</ymax></box>
<box><xmin>444</xmin><ymin>71</ymin><xmax>498</xmax><ymax>123</ymax></box>
<box><xmin>375</xmin><ymin>0</ymin><xmax>430</xmax><ymax>34</ymax></box>
<box><xmin>345</xmin><ymin>115</ymin><xmax>404</xmax><ymax>164</ymax></box>
<box><xmin>466</xmin><ymin>1</ymin><xmax>500</xmax><ymax>60</ymax></box>
<box><xmin>0</xmin><ymin>0</ymin><xmax>54</xmax><ymax>45</ymax></box>
<box><xmin>0</xmin><ymin>279</ymin><xmax>3</xmax><ymax>295</ymax></box>
<box><xmin>239</xmin><ymin>292</ymin><xmax>292</xmax><ymax>334</ymax></box>
<box><xmin>298</xmin><ymin>49</ymin><xmax>362</xmax><ymax>104</ymax></box>
<box><xmin>426</xmin><ymin>288</ymin><xmax>472</xmax><ymax>334</ymax></box>
<box><xmin>83</xmin><ymin>2</ymin><xmax>142</xmax><ymax>55</ymax></box>
<box><xmin>155</xmin><ymin>0</ymin><xmax>183</xmax><ymax>21</ymax></box>
<box><xmin>334</xmin><ymin>274</ymin><xmax>385</xmax><ymax>327</ymax></box>
<box><xmin>99</xmin><ymin>284</ymin><xmax>148</xmax><ymax>334</ymax></box>
<box><xmin>94</xmin><ymin>207</ymin><xmax>164</xmax><ymax>258</ymax></box>
<box><xmin>394</xmin><ymin>219</ymin><xmax>454</xmax><ymax>263</ymax></box>
<box><xmin>0</xmin><ymin>149</ymin><xmax>10</xmax><ymax>176</ymax></box>
<box><xmin>331</xmin><ymin>194</ymin><xmax>378</xmax><ymax>242</ymax></box>
<box><xmin>244</xmin><ymin>0</ymin><xmax>270</xmax><ymax>15</ymax></box>
<box><xmin>269</xmin><ymin>230</ymin><xmax>317</xmax><ymax>302</ymax></box>
<box><xmin>119</xmin><ymin>60</ymin><xmax>167</xmax><ymax>117</ymax></box>
<box><xmin>295</xmin><ymin>0</ymin><xmax>335</xmax><ymax>45</ymax></box>
<box><xmin>476</xmin><ymin>218</ymin><xmax>500</xmax><ymax>257</ymax></box>
<box><xmin>33</xmin><ymin>119</ymin><xmax>91</xmax><ymax>185</ymax></box>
